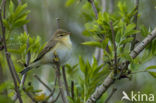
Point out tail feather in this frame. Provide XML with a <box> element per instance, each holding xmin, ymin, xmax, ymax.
<box><xmin>20</xmin><ymin>60</ymin><xmax>41</xmax><ymax>75</ymax></box>
<box><xmin>20</xmin><ymin>66</ymin><xmax>32</xmax><ymax>75</ymax></box>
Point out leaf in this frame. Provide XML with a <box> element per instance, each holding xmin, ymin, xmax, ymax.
<box><xmin>148</xmin><ymin>72</ymin><xmax>156</xmax><ymax>78</ymax></box>
<box><xmin>82</xmin><ymin>30</ymin><xmax>91</xmax><ymax>36</ymax></box>
<box><xmin>120</xmin><ymin>37</ymin><xmax>133</xmax><ymax>45</ymax></box>
<box><xmin>82</xmin><ymin>41</ymin><xmax>101</xmax><ymax>48</ymax></box>
<box><xmin>124</xmin><ymin>24</ymin><xmax>136</xmax><ymax>36</ymax></box>
<box><xmin>65</xmin><ymin>0</ymin><xmax>75</xmax><ymax>7</ymax></box>
<box><xmin>125</xmin><ymin>30</ymin><xmax>140</xmax><ymax>36</ymax></box>
<box><xmin>79</xmin><ymin>56</ymin><xmax>85</xmax><ymax>73</ymax></box>
<box><xmin>34</xmin><ymin>93</ymin><xmax>46</xmax><ymax>101</ymax></box>
<box><xmin>9</xmin><ymin>1</ymin><xmax>14</xmax><ymax>14</ymax></box>
<box><xmin>145</xmin><ymin>65</ymin><xmax>156</xmax><ymax>78</ymax></box>
<box><xmin>145</xmin><ymin>65</ymin><xmax>156</xmax><ymax>70</ymax></box>
<box><xmin>3</xmin><ymin>19</ymin><xmax>10</xmax><ymax>30</ymax></box>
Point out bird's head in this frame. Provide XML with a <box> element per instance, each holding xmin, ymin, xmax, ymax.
<box><xmin>53</xmin><ymin>29</ymin><xmax>71</xmax><ymax>41</ymax></box>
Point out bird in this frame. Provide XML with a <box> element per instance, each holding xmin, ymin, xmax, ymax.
<box><xmin>20</xmin><ymin>29</ymin><xmax>72</xmax><ymax>75</ymax></box>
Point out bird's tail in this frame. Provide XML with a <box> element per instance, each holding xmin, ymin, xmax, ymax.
<box><xmin>20</xmin><ymin>61</ymin><xmax>41</xmax><ymax>75</ymax></box>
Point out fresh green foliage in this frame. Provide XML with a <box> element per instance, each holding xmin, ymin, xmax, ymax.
<box><xmin>3</xmin><ymin>1</ymin><xmax>30</xmax><ymax>31</ymax></box>
<box><xmin>67</xmin><ymin>57</ymin><xmax>108</xmax><ymax>103</ymax></box>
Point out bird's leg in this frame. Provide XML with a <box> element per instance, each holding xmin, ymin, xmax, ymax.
<box><xmin>53</xmin><ymin>51</ymin><xmax>60</xmax><ymax>62</ymax></box>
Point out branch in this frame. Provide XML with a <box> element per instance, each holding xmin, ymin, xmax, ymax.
<box><xmin>86</xmin><ymin>72</ymin><xmax>114</xmax><ymax>103</ymax></box>
<box><xmin>50</xmin><ymin>91</ymin><xmax>61</xmax><ymax>103</ymax></box>
<box><xmin>130</xmin><ymin>28</ymin><xmax>156</xmax><ymax>59</ymax></box>
<box><xmin>104</xmin><ymin>88</ymin><xmax>117</xmax><ymax>103</ymax></box>
<box><xmin>55</xmin><ymin>62</ymin><xmax>68</xmax><ymax>103</ymax></box>
<box><xmin>71</xmin><ymin>81</ymin><xmax>74</xmax><ymax>100</ymax></box>
<box><xmin>46</xmin><ymin>75</ymin><xmax>57</xmax><ymax>101</ymax></box>
<box><xmin>34</xmin><ymin>74</ymin><xmax>53</xmax><ymax>92</ymax></box>
<box><xmin>131</xmin><ymin>0</ymin><xmax>140</xmax><ymax>51</ymax></box>
<box><xmin>88</xmin><ymin>0</ymin><xmax>98</xmax><ymax>19</ymax></box>
<box><xmin>56</xmin><ymin>18</ymin><xmax>61</xmax><ymax>29</ymax></box>
<box><xmin>62</xmin><ymin>66</ymin><xmax>70</xmax><ymax>96</ymax></box>
<box><xmin>86</xmin><ymin>28</ymin><xmax>156</xmax><ymax>103</ymax></box>
<box><xmin>0</xmin><ymin>1</ymin><xmax>23</xmax><ymax>103</ymax></box>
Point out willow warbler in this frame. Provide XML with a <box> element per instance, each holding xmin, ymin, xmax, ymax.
<box><xmin>20</xmin><ymin>29</ymin><xmax>72</xmax><ymax>75</ymax></box>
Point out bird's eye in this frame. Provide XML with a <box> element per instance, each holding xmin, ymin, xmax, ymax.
<box><xmin>59</xmin><ymin>34</ymin><xmax>64</xmax><ymax>37</ymax></box>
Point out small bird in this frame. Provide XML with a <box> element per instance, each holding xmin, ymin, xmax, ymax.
<box><xmin>20</xmin><ymin>29</ymin><xmax>72</xmax><ymax>75</ymax></box>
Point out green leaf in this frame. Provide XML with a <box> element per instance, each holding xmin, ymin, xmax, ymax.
<box><xmin>120</xmin><ymin>37</ymin><xmax>133</xmax><ymax>45</ymax></box>
<box><xmin>82</xmin><ymin>30</ymin><xmax>91</xmax><ymax>36</ymax></box>
<box><xmin>9</xmin><ymin>1</ymin><xmax>14</xmax><ymax>14</ymax></box>
<box><xmin>14</xmin><ymin>3</ymin><xmax>28</xmax><ymax>18</ymax></box>
<box><xmin>125</xmin><ymin>30</ymin><xmax>140</xmax><ymax>36</ymax></box>
<box><xmin>82</xmin><ymin>41</ymin><xmax>101</xmax><ymax>48</ymax></box>
<box><xmin>79</xmin><ymin>56</ymin><xmax>85</xmax><ymax>73</ymax></box>
<box><xmin>145</xmin><ymin>65</ymin><xmax>156</xmax><ymax>78</ymax></box>
<box><xmin>148</xmin><ymin>72</ymin><xmax>156</xmax><ymax>78</ymax></box>
<box><xmin>3</xmin><ymin>19</ymin><xmax>10</xmax><ymax>30</ymax></box>
<box><xmin>145</xmin><ymin>65</ymin><xmax>156</xmax><ymax>70</ymax></box>
<box><xmin>65</xmin><ymin>0</ymin><xmax>75</xmax><ymax>7</ymax></box>
<box><xmin>125</xmin><ymin>24</ymin><xmax>136</xmax><ymax>36</ymax></box>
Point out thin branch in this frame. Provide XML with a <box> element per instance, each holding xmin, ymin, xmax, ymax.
<box><xmin>0</xmin><ymin>1</ymin><xmax>23</xmax><ymax>102</ymax></box>
<box><xmin>22</xmin><ymin>87</ymin><xmax>37</xmax><ymax>102</ymax></box>
<box><xmin>56</xmin><ymin>18</ymin><xmax>61</xmax><ymax>29</ymax></box>
<box><xmin>130</xmin><ymin>0</ymin><xmax>139</xmax><ymax>51</ymax></box>
<box><xmin>71</xmin><ymin>81</ymin><xmax>74</xmax><ymax>100</ymax></box>
<box><xmin>9</xmin><ymin>58</ymin><xmax>21</xmax><ymax>83</ymax></box>
<box><xmin>34</xmin><ymin>74</ymin><xmax>53</xmax><ymax>92</ymax></box>
<box><xmin>46</xmin><ymin>75</ymin><xmax>57</xmax><ymax>101</ymax></box>
<box><xmin>50</xmin><ymin>91</ymin><xmax>61</xmax><ymax>103</ymax></box>
<box><xmin>55</xmin><ymin>64</ymin><xmax>68</xmax><ymax>103</ymax></box>
<box><xmin>62</xmin><ymin>66</ymin><xmax>70</xmax><ymax>96</ymax></box>
<box><xmin>86</xmin><ymin>28</ymin><xmax>156</xmax><ymax>103</ymax></box>
<box><xmin>110</xmin><ymin>21</ymin><xmax>117</xmax><ymax>75</ymax></box>
<box><xmin>88</xmin><ymin>0</ymin><xmax>98</xmax><ymax>19</ymax></box>
<box><xmin>104</xmin><ymin>88</ymin><xmax>117</xmax><ymax>103</ymax></box>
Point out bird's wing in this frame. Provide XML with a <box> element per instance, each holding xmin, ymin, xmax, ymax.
<box><xmin>33</xmin><ymin>39</ymin><xmax>57</xmax><ymax>62</ymax></box>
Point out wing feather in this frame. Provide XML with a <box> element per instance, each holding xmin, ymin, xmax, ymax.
<box><xmin>33</xmin><ymin>39</ymin><xmax>57</xmax><ymax>62</ymax></box>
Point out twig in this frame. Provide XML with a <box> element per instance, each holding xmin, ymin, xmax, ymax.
<box><xmin>22</xmin><ymin>87</ymin><xmax>37</xmax><ymax>102</ymax></box>
<box><xmin>110</xmin><ymin>21</ymin><xmax>117</xmax><ymax>75</ymax></box>
<box><xmin>0</xmin><ymin>0</ymin><xmax>23</xmax><ymax>103</ymax></box>
<box><xmin>55</xmin><ymin>61</ymin><xmax>68</xmax><ymax>103</ymax></box>
<box><xmin>88</xmin><ymin>0</ymin><xmax>98</xmax><ymax>19</ymax></box>
<box><xmin>9</xmin><ymin>58</ymin><xmax>21</xmax><ymax>83</ymax></box>
<box><xmin>86</xmin><ymin>28</ymin><xmax>156</xmax><ymax>103</ymax></box>
<box><xmin>46</xmin><ymin>75</ymin><xmax>57</xmax><ymax>101</ymax></box>
<box><xmin>71</xmin><ymin>81</ymin><xmax>74</xmax><ymax>100</ymax></box>
<box><xmin>34</xmin><ymin>74</ymin><xmax>53</xmax><ymax>92</ymax></box>
<box><xmin>62</xmin><ymin>66</ymin><xmax>70</xmax><ymax>96</ymax></box>
<box><xmin>56</xmin><ymin>18</ymin><xmax>61</xmax><ymax>29</ymax></box>
<box><xmin>130</xmin><ymin>0</ymin><xmax>139</xmax><ymax>51</ymax></box>
<box><xmin>104</xmin><ymin>88</ymin><xmax>117</xmax><ymax>103</ymax></box>
<box><xmin>50</xmin><ymin>91</ymin><xmax>61</xmax><ymax>103</ymax></box>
